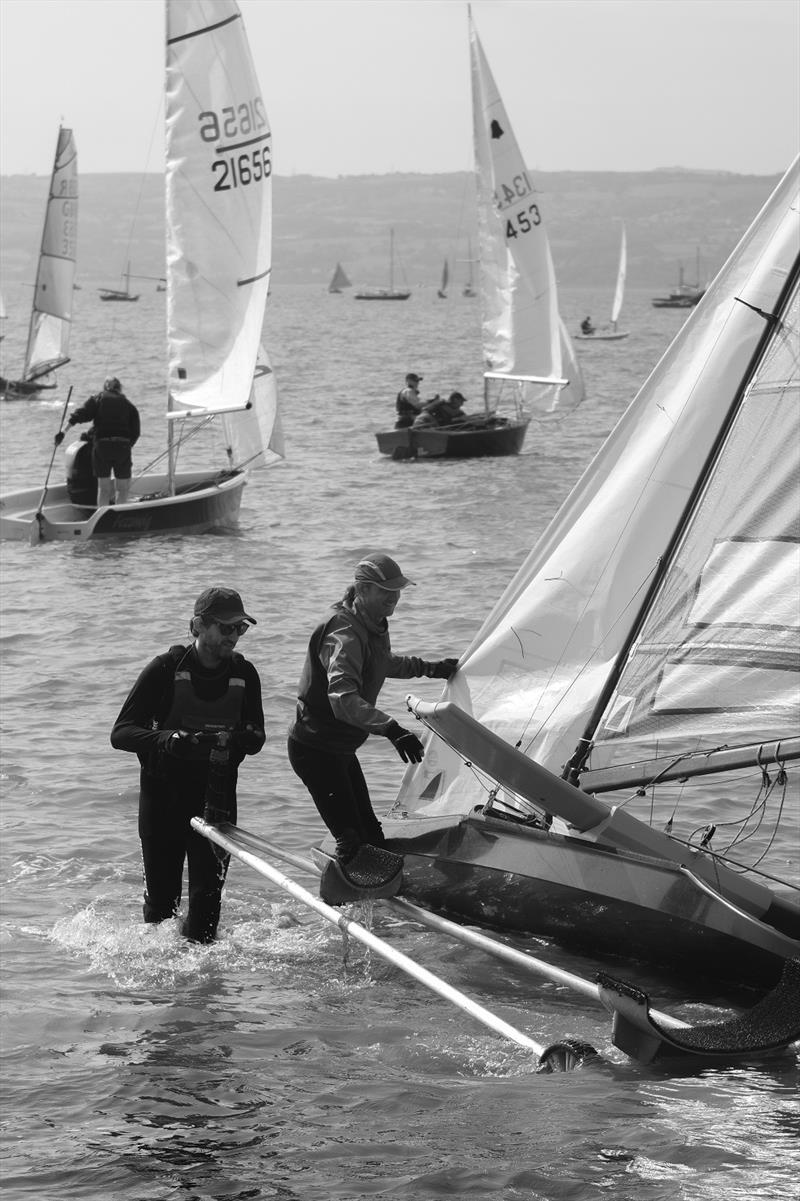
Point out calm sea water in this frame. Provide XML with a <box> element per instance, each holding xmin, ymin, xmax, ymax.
<box><xmin>1</xmin><ymin>285</ymin><xmax>798</xmax><ymax>1201</ymax></box>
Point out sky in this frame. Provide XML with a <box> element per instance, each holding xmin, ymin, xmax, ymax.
<box><xmin>0</xmin><ymin>0</ymin><xmax>798</xmax><ymax>179</ymax></box>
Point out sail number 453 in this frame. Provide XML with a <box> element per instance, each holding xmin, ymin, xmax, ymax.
<box><xmin>506</xmin><ymin>204</ymin><xmax>541</xmax><ymax>240</ymax></box>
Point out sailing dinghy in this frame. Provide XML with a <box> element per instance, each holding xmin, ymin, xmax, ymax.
<box><xmin>369</xmin><ymin>156</ymin><xmax>800</xmax><ymax>997</ymax></box>
<box><xmin>0</xmin><ymin>127</ymin><xmax>77</xmax><ymax>401</ymax></box>
<box><xmin>575</xmin><ymin>224</ymin><xmax>630</xmax><ymax>340</ymax></box>
<box><xmin>437</xmin><ymin>258</ymin><xmax>449</xmax><ymax>299</ymax></box>
<box><xmin>0</xmin><ymin>0</ymin><xmax>282</xmax><ymax>542</ymax></box>
<box><xmin>98</xmin><ymin>261</ymin><xmax>139</xmax><ymax>303</ymax></box>
<box><xmin>355</xmin><ymin>228</ymin><xmax>411</xmax><ymax>300</ymax></box>
<box><xmin>376</xmin><ymin>12</ymin><xmax>583</xmax><ymax>460</ymax></box>
<box><xmin>327</xmin><ymin>262</ymin><xmax>351</xmax><ymax>294</ymax></box>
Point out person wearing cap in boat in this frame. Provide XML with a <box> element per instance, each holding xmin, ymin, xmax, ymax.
<box><xmin>287</xmin><ymin>552</ymin><xmax>458</xmax><ymax>870</ymax></box>
<box><xmin>395</xmin><ymin>371</ymin><xmax>425</xmax><ymax>428</ymax></box>
<box><xmin>110</xmin><ymin>586</ymin><xmax>266</xmax><ymax>944</ymax></box>
<box><xmin>414</xmin><ymin>390</ymin><xmax>468</xmax><ymax>428</ymax></box>
<box><xmin>54</xmin><ymin>376</ymin><xmax>141</xmax><ymax>507</ymax></box>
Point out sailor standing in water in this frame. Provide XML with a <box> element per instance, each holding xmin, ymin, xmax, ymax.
<box><xmin>111</xmin><ymin>587</ymin><xmax>266</xmax><ymax>943</ymax></box>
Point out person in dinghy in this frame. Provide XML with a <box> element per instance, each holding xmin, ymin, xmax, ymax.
<box><xmin>110</xmin><ymin>587</ymin><xmax>266</xmax><ymax>944</ymax></box>
<box><xmin>54</xmin><ymin>376</ymin><xmax>140</xmax><ymax>506</ymax></box>
<box><xmin>287</xmin><ymin>552</ymin><xmax>458</xmax><ymax>902</ymax></box>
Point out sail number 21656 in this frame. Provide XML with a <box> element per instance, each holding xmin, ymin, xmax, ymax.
<box><xmin>197</xmin><ymin>99</ymin><xmax>272</xmax><ymax>191</ymax></box>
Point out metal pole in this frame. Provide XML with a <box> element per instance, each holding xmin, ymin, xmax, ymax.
<box><xmin>191</xmin><ymin>817</ymin><xmax>546</xmax><ymax>1055</ymax></box>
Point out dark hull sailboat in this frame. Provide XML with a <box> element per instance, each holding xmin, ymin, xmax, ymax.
<box><xmin>371</xmin><ymin>155</ymin><xmax>800</xmax><ymax>996</ymax></box>
<box><xmin>375</xmin><ymin>17</ymin><xmax>582</xmax><ymax>461</ymax></box>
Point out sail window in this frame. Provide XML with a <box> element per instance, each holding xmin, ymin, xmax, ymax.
<box><xmin>688</xmin><ymin>539</ymin><xmax>800</xmax><ymax>630</ymax></box>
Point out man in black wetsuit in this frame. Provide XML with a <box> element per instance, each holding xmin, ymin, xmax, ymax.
<box><xmin>111</xmin><ymin>587</ymin><xmax>266</xmax><ymax>943</ymax></box>
<box><xmin>56</xmin><ymin>376</ymin><xmax>140</xmax><ymax>506</ymax></box>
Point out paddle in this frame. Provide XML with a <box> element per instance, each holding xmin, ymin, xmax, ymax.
<box><xmin>29</xmin><ymin>385</ymin><xmax>73</xmax><ymax>546</ymax></box>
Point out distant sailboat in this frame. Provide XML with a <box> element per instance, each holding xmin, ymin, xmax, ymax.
<box><xmin>0</xmin><ymin>126</ymin><xmax>78</xmax><ymax>400</ymax></box>
<box><xmin>354</xmin><ymin>228</ymin><xmax>411</xmax><ymax>300</ymax></box>
<box><xmin>327</xmin><ymin>262</ymin><xmax>351</xmax><ymax>294</ymax></box>
<box><xmin>576</xmin><ymin>224</ymin><xmax>630</xmax><ymax>340</ymax></box>
<box><xmin>652</xmin><ymin>249</ymin><xmax>705</xmax><ymax>308</ymax></box>
<box><xmin>376</xmin><ymin>11</ymin><xmax>583</xmax><ymax>459</ymax></box>
<box><xmin>437</xmin><ymin>257</ymin><xmax>449</xmax><ymax>299</ymax></box>
<box><xmin>98</xmin><ymin>261</ymin><xmax>139</xmax><ymax>302</ymax></box>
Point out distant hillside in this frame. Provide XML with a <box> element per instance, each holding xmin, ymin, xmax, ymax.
<box><xmin>0</xmin><ymin>168</ymin><xmax>780</xmax><ymax>292</ymax></box>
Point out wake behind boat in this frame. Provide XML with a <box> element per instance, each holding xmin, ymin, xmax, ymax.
<box><xmin>0</xmin><ymin>0</ymin><xmax>283</xmax><ymax>543</ymax></box>
<box><xmin>376</xmin><ymin>12</ymin><xmax>583</xmax><ymax>461</ymax></box>
<box><xmin>372</xmin><ymin>156</ymin><xmax>800</xmax><ymax>995</ymax></box>
<box><xmin>0</xmin><ymin>127</ymin><xmax>77</xmax><ymax>401</ymax></box>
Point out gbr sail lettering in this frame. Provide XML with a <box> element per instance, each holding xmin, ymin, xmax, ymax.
<box><xmin>494</xmin><ymin>170</ymin><xmax>541</xmax><ymax>241</ymax></box>
<box><xmin>197</xmin><ymin>98</ymin><xmax>272</xmax><ymax>192</ymax></box>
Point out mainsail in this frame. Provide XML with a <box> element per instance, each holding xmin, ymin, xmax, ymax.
<box><xmin>165</xmin><ymin>0</ymin><xmax>281</xmax><ymax>468</ymax></box>
<box><xmin>399</xmin><ymin>157</ymin><xmax>800</xmax><ymax>817</ymax></box>
<box><xmin>610</xmin><ymin>225</ymin><xmax>626</xmax><ymax>327</ymax></box>
<box><xmin>470</xmin><ymin>14</ymin><xmax>583</xmax><ymax>414</ymax></box>
<box><xmin>23</xmin><ymin>126</ymin><xmax>77</xmax><ymax>383</ymax></box>
<box><xmin>328</xmin><ymin>263</ymin><xmax>352</xmax><ymax>293</ymax></box>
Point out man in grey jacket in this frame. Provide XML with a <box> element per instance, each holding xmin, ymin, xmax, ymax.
<box><xmin>287</xmin><ymin>552</ymin><xmax>457</xmax><ymax>866</ymax></box>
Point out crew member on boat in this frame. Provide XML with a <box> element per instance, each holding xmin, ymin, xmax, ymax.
<box><xmin>55</xmin><ymin>376</ymin><xmax>140</xmax><ymax>506</ymax></box>
<box><xmin>581</xmin><ymin>316</ymin><xmax>595</xmax><ymax>335</ymax></box>
<box><xmin>414</xmin><ymin>391</ymin><xmax>468</xmax><ymax>427</ymax></box>
<box><xmin>110</xmin><ymin>587</ymin><xmax>266</xmax><ymax>944</ymax></box>
<box><xmin>395</xmin><ymin>372</ymin><xmax>425</xmax><ymax>428</ymax></box>
<box><xmin>287</xmin><ymin>553</ymin><xmax>458</xmax><ymax>867</ymax></box>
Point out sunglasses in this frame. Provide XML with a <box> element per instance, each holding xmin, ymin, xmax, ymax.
<box><xmin>209</xmin><ymin>619</ymin><xmax>249</xmax><ymax>637</ymax></box>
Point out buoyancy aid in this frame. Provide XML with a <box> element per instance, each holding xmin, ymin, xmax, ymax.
<box><xmin>159</xmin><ymin>661</ymin><xmax>246</xmax><ymax>763</ymax></box>
<box><xmin>94</xmin><ymin>389</ymin><xmax>136</xmax><ymax>440</ymax></box>
<box><xmin>292</xmin><ymin>606</ymin><xmax>389</xmax><ymax>753</ymax></box>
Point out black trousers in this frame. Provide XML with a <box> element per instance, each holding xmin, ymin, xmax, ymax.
<box><xmin>140</xmin><ymin>823</ymin><xmax>230</xmax><ymax>943</ymax></box>
<box><xmin>287</xmin><ymin>736</ymin><xmax>386</xmax><ymax>859</ymax></box>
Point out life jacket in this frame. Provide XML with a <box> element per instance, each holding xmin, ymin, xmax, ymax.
<box><xmin>158</xmin><ymin>650</ymin><xmax>246</xmax><ymax>763</ymax></box>
<box><xmin>93</xmin><ymin>389</ymin><xmax>135</xmax><ymax>440</ymax></box>
<box><xmin>292</xmin><ymin>606</ymin><xmax>388</xmax><ymax>753</ymax></box>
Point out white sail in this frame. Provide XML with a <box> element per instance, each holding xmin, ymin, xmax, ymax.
<box><xmin>470</xmin><ymin>14</ymin><xmax>583</xmax><ymax>413</ymax></box>
<box><xmin>23</xmin><ymin>126</ymin><xmax>77</xmax><ymax>382</ymax></box>
<box><xmin>610</xmin><ymin>224</ymin><xmax>626</xmax><ymax>326</ymax></box>
<box><xmin>399</xmin><ymin>157</ymin><xmax>799</xmax><ymax>817</ymax></box>
<box><xmin>166</xmin><ymin>0</ymin><xmax>275</xmax><ymax>449</ymax></box>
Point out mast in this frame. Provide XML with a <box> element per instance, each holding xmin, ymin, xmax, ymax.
<box><xmin>565</xmin><ymin>245</ymin><xmax>800</xmax><ymax>783</ymax></box>
<box><xmin>389</xmin><ymin>228</ymin><xmax>395</xmax><ymax>291</ymax></box>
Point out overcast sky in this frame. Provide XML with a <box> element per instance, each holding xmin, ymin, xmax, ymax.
<box><xmin>1</xmin><ymin>0</ymin><xmax>798</xmax><ymax>178</ymax></box>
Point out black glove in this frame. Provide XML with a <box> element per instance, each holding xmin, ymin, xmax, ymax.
<box><xmin>164</xmin><ymin>730</ymin><xmax>199</xmax><ymax>758</ymax></box>
<box><xmin>54</xmin><ymin>430</ymin><xmax>65</xmax><ymax>446</ymax></box>
<box><xmin>424</xmin><ymin>658</ymin><xmax>458</xmax><ymax>679</ymax></box>
<box><xmin>384</xmin><ymin>720</ymin><xmax>425</xmax><ymax>764</ymax></box>
<box><xmin>230</xmin><ymin>724</ymin><xmax>264</xmax><ymax>754</ymax></box>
